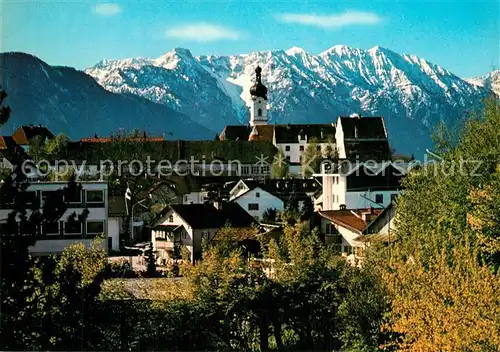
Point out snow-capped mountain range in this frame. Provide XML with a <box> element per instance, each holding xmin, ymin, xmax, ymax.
<box><xmin>86</xmin><ymin>45</ymin><xmax>495</xmax><ymax>155</ymax></box>
<box><xmin>466</xmin><ymin>70</ymin><xmax>500</xmax><ymax>96</ymax></box>
<box><xmin>0</xmin><ymin>52</ymin><xmax>214</xmax><ymax>140</ymax></box>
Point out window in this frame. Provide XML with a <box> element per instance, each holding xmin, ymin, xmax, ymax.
<box><xmin>42</xmin><ymin>222</ymin><xmax>59</xmax><ymax>235</ymax></box>
<box><xmin>331</xmin><ymin>234</ymin><xmax>342</xmax><ymax>253</ymax></box>
<box><xmin>316</xmin><ymin>145</ymin><xmax>321</xmax><ymax>151</ymax></box>
<box><xmin>22</xmin><ymin>191</ymin><xmax>37</xmax><ymax>205</ymax></box>
<box><xmin>285</xmin><ymin>146</ymin><xmax>290</xmax><ymax>151</ymax></box>
<box><xmin>252</xmin><ymin>165</ymin><xmax>260</xmax><ymax>174</ymax></box>
<box><xmin>344</xmin><ymin>246</ymin><xmax>354</xmax><ymax>255</ymax></box>
<box><xmin>286</xmin><ymin>156</ymin><xmax>291</xmax><ymax>161</ymax></box>
<box><xmin>258</xmin><ymin>108</ymin><xmax>262</xmax><ymax>117</ymax></box>
<box><xmin>86</xmin><ymin>190</ymin><xmax>104</xmax><ymax>204</ymax></box>
<box><xmin>156</xmin><ymin>230</ymin><xmax>167</xmax><ymax>239</ymax></box>
<box><xmin>375</xmin><ymin>194</ymin><xmax>384</xmax><ymax>204</ymax></box>
<box><xmin>299</xmin><ymin>146</ymin><xmax>304</xmax><ymax>152</ymax></box>
<box><xmin>248</xmin><ymin>203</ymin><xmax>259</xmax><ymax>211</ymax></box>
<box><xmin>256</xmin><ymin>192</ymin><xmax>260</xmax><ymax>198</ymax></box>
<box><xmin>260</xmin><ymin>166</ymin><xmax>269</xmax><ymax>174</ymax></box>
<box><xmin>87</xmin><ymin>221</ymin><xmax>104</xmax><ymax>235</ymax></box>
<box><xmin>168</xmin><ymin>215</ymin><xmax>174</xmax><ymax>223</ymax></box>
<box><xmin>332</xmin><ymin>234</ymin><xmax>342</xmax><ymax>244</ymax></box>
<box><xmin>1</xmin><ymin>193</ymin><xmax>15</xmax><ymax>206</ymax></box>
<box><xmin>64</xmin><ymin>221</ymin><xmax>82</xmax><ymax>235</ymax></box>
<box><xmin>42</xmin><ymin>191</ymin><xmax>63</xmax><ymax>205</ymax></box>
<box><xmin>325</xmin><ymin>223</ymin><xmax>334</xmax><ymax>234</ymax></box>
<box><xmin>241</xmin><ymin>166</ymin><xmax>250</xmax><ymax>175</ymax></box>
<box><xmin>65</xmin><ymin>189</ymin><xmax>82</xmax><ymax>204</ymax></box>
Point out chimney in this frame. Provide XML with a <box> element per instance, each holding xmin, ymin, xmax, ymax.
<box><xmin>354</xmin><ymin>125</ymin><xmax>358</xmax><ymax>139</ymax></box>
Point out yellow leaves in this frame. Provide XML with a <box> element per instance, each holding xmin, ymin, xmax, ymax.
<box><xmin>383</xmin><ymin>242</ymin><xmax>500</xmax><ymax>352</ymax></box>
<box><xmin>57</xmin><ymin>237</ymin><xmax>107</xmax><ymax>285</ymax></box>
<box><xmin>101</xmin><ymin>278</ymin><xmax>193</xmax><ymax>301</ymax></box>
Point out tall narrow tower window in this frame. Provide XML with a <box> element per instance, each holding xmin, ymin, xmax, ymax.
<box><xmin>258</xmin><ymin>108</ymin><xmax>262</xmax><ymax>117</ymax></box>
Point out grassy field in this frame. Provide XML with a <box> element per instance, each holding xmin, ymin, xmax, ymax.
<box><xmin>100</xmin><ymin>277</ymin><xmax>193</xmax><ymax>301</ymax></box>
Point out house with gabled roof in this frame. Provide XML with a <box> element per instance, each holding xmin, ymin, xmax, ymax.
<box><xmin>335</xmin><ymin>115</ymin><xmax>391</xmax><ymax>161</ymax></box>
<box><xmin>229</xmin><ymin>180</ymin><xmax>284</xmax><ymax>221</ymax></box>
<box><xmin>227</xmin><ymin>178</ymin><xmax>322</xmax><ymax>219</ymax></box>
<box><xmin>152</xmin><ymin>202</ymin><xmax>256</xmax><ymax>263</ymax></box>
<box><xmin>314</xmin><ymin>161</ymin><xmax>407</xmax><ymax>211</ymax></box>
<box><xmin>0</xmin><ymin>136</ymin><xmax>30</xmax><ymax>170</ymax></box>
<box><xmin>359</xmin><ymin>201</ymin><xmax>397</xmax><ymax>244</ymax></box>
<box><xmin>12</xmin><ymin>125</ymin><xmax>54</xmax><ymax>151</ymax></box>
<box><xmin>318</xmin><ymin>207</ymin><xmax>383</xmax><ymax>264</ymax></box>
<box><xmin>0</xmin><ymin>136</ymin><xmax>39</xmax><ymax>179</ymax></box>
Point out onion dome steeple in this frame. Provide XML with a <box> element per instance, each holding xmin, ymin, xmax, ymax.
<box><xmin>249</xmin><ymin>66</ymin><xmax>268</xmax><ymax>100</ymax></box>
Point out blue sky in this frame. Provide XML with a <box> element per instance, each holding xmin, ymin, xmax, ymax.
<box><xmin>3</xmin><ymin>0</ymin><xmax>499</xmax><ymax>77</ymax></box>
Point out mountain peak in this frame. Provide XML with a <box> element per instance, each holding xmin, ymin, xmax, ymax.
<box><xmin>368</xmin><ymin>46</ymin><xmax>397</xmax><ymax>57</ymax></box>
<box><xmin>319</xmin><ymin>45</ymin><xmax>358</xmax><ymax>57</ymax></box>
<box><xmin>154</xmin><ymin>48</ymin><xmax>195</xmax><ymax>68</ymax></box>
<box><xmin>85</xmin><ymin>44</ymin><xmax>491</xmax><ymax>156</ymax></box>
<box><xmin>172</xmin><ymin>47</ymin><xmax>193</xmax><ymax>57</ymax></box>
<box><xmin>285</xmin><ymin>46</ymin><xmax>306</xmax><ymax>56</ymax></box>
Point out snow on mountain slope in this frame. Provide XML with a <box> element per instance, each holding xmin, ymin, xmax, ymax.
<box><xmin>0</xmin><ymin>52</ymin><xmax>214</xmax><ymax>140</ymax></box>
<box><xmin>86</xmin><ymin>45</ymin><xmax>490</xmax><ymax>155</ymax></box>
<box><xmin>466</xmin><ymin>70</ymin><xmax>500</xmax><ymax>96</ymax></box>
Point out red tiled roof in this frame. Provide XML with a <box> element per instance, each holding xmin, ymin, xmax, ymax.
<box><xmin>80</xmin><ymin>137</ymin><xmax>164</xmax><ymax>143</ymax></box>
<box><xmin>12</xmin><ymin>125</ymin><xmax>54</xmax><ymax>145</ymax></box>
<box><xmin>0</xmin><ymin>135</ymin><xmax>31</xmax><ymax>164</ymax></box>
<box><xmin>319</xmin><ymin>208</ymin><xmax>383</xmax><ymax>233</ymax></box>
<box><xmin>249</xmin><ymin>125</ymin><xmax>274</xmax><ymax>142</ymax></box>
<box><xmin>0</xmin><ymin>136</ymin><xmax>8</xmax><ymax>150</ymax></box>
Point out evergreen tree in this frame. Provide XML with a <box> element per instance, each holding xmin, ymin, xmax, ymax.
<box><xmin>301</xmin><ymin>137</ymin><xmax>322</xmax><ymax>177</ymax></box>
<box><xmin>145</xmin><ymin>242</ymin><xmax>157</xmax><ymax>277</ymax></box>
<box><xmin>271</xmin><ymin>148</ymin><xmax>289</xmax><ymax>179</ymax></box>
<box><xmin>300</xmin><ymin>196</ymin><xmax>314</xmax><ymax>220</ymax></box>
<box><xmin>0</xmin><ymin>89</ymin><xmax>11</xmax><ymax>126</ymax></box>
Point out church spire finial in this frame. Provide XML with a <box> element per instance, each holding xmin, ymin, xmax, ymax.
<box><xmin>249</xmin><ymin>65</ymin><xmax>268</xmax><ymax>100</ymax></box>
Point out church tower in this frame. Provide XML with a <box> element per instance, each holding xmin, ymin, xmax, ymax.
<box><xmin>249</xmin><ymin>66</ymin><xmax>268</xmax><ymax>127</ymax></box>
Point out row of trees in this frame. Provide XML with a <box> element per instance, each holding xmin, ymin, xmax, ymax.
<box><xmin>379</xmin><ymin>96</ymin><xmax>500</xmax><ymax>350</ymax></box>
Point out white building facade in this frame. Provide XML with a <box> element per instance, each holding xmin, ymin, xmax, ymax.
<box><xmin>231</xmin><ymin>186</ymin><xmax>284</xmax><ymax>221</ymax></box>
<box><xmin>316</xmin><ymin>162</ymin><xmax>406</xmax><ymax>211</ymax></box>
<box><xmin>0</xmin><ymin>181</ymin><xmax>108</xmax><ymax>255</ymax></box>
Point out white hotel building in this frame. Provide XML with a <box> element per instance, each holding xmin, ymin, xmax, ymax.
<box><xmin>0</xmin><ymin>181</ymin><xmax>109</xmax><ymax>255</ymax></box>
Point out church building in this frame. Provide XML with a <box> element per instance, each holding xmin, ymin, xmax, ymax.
<box><xmin>219</xmin><ymin>66</ymin><xmax>391</xmax><ymax>175</ymax></box>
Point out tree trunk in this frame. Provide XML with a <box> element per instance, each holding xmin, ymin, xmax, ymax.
<box><xmin>259</xmin><ymin>313</ymin><xmax>269</xmax><ymax>351</ymax></box>
<box><xmin>272</xmin><ymin>318</ymin><xmax>284</xmax><ymax>351</ymax></box>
